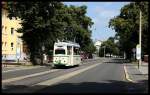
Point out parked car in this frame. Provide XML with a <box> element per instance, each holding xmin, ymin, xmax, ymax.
<box><xmin>47</xmin><ymin>50</ymin><xmax>53</xmax><ymax>63</ymax></box>
<box><xmin>80</xmin><ymin>52</ymin><xmax>88</xmax><ymax>61</ymax></box>
<box><xmin>144</xmin><ymin>55</ymin><xmax>148</xmax><ymax>62</ymax></box>
<box><xmin>88</xmin><ymin>53</ymin><xmax>93</xmax><ymax>59</ymax></box>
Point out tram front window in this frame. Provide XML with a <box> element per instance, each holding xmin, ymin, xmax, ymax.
<box><xmin>55</xmin><ymin>49</ymin><xmax>65</xmax><ymax>55</ymax></box>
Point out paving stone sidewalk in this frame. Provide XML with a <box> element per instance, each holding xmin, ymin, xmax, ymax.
<box><xmin>125</xmin><ymin>61</ymin><xmax>148</xmax><ymax>93</ymax></box>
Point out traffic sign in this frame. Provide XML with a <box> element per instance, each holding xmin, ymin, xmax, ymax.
<box><xmin>16</xmin><ymin>44</ymin><xmax>21</xmax><ymax>59</ymax></box>
<box><xmin>136</xmin><ymin>44</ymin><xmax>141</xmax><ymax>60</ymax></box>
<box><xmin>132</xmin><ymin>48</ymin><xmax>136</xmax><ymax>53</ymax></box>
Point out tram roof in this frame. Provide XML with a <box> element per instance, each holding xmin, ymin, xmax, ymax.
<box><xmin>54</xmin><ymin>41</ymin><xmax>80</xmax><ymax>47</ymax></box>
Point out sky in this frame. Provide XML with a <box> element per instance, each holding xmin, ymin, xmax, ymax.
<box><xmin>63</xmin><ymin>2</ymin><xmax>130</xmax><ymax>42</ymax></box>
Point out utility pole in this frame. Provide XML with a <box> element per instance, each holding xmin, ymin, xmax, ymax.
<box><xmin>138</xmin><ymin>10</ymin><xmax>142</xmax><ymax>69</ymax></box>
<box><xmin>104</xmin><ymin>46</ymin><xmax>105</xmax><ymax>58</ymax></box>
<box><xmin>124</xmin><ymin>52</ymin><xmax>126</xmax><ymax>59</ymax></box>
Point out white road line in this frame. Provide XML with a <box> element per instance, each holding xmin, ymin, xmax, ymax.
<box><xmin>2</xmin><ymin>69</ymin><xmax>59</xmax><ymax>83</ymax></box>
<box><xmin>2</xmin><ymin>66</ymin><xmax>43</xmax><ymax>73</ymax></box>
<box><xmin>19</xmin><ymin>63</ymin><xmax>101</xmax><ymax>93</ymax></box>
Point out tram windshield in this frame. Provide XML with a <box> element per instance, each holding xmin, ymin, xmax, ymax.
<box><xmin>55</xmin><ymin>49</ymin><xmax>65</xmax><ymax>55</ymax></box>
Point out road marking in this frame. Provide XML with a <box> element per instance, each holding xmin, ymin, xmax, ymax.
<box><xmin>124</xmin><ymin>65</ymin><xmax>136</xmax><ymax>83</ymax></box>
<box><xmin>2</xmin><ymin>69</ymin><xmax>59</xmax><ymax>83</ymax></box>
<box><xmin>18</xmin><ymin>63</ymin><xmax>101</xmax><ymax>93</ymax></box>
<box><xmin>2</xmin><ymin>66</ymin><xmax>43</xmax><ymax>73</ymax></box>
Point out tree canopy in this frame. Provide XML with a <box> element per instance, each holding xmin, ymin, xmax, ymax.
<box><xmin>6</xmin><ymin>1</ymin><xmax>95</xmax><ymax>65</ymax></box>
<box><xmin>99</xmin><ymin>37</ymin><xmax>119</xmax><ymax>57</ymax></box>
<box><xmin>109</xmin><ymin>2</ymin><xmax>148</xmax><ymax>60</ymax></box>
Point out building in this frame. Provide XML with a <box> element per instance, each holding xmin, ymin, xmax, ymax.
<box><xmin>2</xmin><ymin>2</ymin><xmax>26</xmax><ymax>61</ymax></box>
<box><xmin>94</xmin><ymin>40</ymin><xmax>102</xmax><ymax>54</ymax></box>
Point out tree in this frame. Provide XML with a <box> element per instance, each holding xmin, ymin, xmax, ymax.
<box><xmin>99</xmin><ymin>37</ymin><xmax>119</xmax><ymax>57</ymax></box>
<box><xmin>62</xmin><ymin>5</ymin><xmax>94</xmax><ymax>53</ymax></box>
<box><xmin>6</xmin><ymin>1</ymin><xmax>95</xmax><ymax>65</ymax></box>
<box><xmin>6</xmin><ymin>1</ymin><xmax>66</xmax><ymax>65</ymax></box>
<box><xmin>109</xmin><ymin>2</ymin><xmax>148</xmax><ymax>60</ymax></box>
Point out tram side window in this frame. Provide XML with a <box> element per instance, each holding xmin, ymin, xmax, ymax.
<box><xmin>73</xmin><ymin>47</ymin><xmax>79</xmax><ymax>55</ymax></box>
<box><xmin>67</xmin><ymin>46</ymin><xmax>71</xmax><ymax>55</ymax></box>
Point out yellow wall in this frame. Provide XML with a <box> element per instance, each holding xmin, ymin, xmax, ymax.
<box><xmin>2</xmin><ymin>7</ymin><xmax>23</xmax><ymax>60</ymax></box>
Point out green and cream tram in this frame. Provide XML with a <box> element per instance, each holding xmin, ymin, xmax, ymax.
<box><xmin>53</xmin><ymin>41</ymin><xmax>81</xmax><ymax>67</ymax></box>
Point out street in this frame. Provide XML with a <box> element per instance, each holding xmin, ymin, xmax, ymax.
<box><xmin>2</xmin><ymin>58</ymin><xmax>147</xmax><ymax>93</ymax></box>
<box><xmin>2</xmin><ymin>2</ymin><xmax>148</xmax><ymax>94</ymax></box>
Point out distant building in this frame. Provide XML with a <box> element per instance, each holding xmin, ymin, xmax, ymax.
<box><xmin>94</xmin><ymin>40</ymin><xmax>102</xmax><ymax>54</ymax></box>
<box><xmin>2</xmin><ymin>2</ymin><xmax>27</xmax><ymax>61</ymax></box>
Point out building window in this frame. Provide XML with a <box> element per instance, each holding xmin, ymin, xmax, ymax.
<box><xmin>11</xmin><ymin>28</ymin><xmax>14</xmax><ymax>35</ymax></box>
<box><xmin>5</xmin><ymin>42</ymin><xmax>7</xmax><ymax>46</ymax></box>
<box><xmin>5</xmin><ymin>26</ymin><xmax>7</xmax><ymax>32</ymax></box>
<box><xmin>11</xmin><ymin>42</ymin><xmax>13</xmax><ymax>47</ymax></box>
<box><xmin>12</xmin><ymin>48</ymin><xmax>13</xmax><ymax>51</ymax></box>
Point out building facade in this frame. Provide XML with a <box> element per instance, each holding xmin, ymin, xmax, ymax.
<box><xmin>94</xmin><ymin>40</ymin><xmax>102</xmax><ymax>54</ymax></box>
<box><xmin>2</xmin><ymin>2</ymin><xmax>26</xmax><ymax>61</ymax></box>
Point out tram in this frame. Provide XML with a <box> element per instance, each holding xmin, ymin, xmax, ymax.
<box><xmin>53</xmin><ymin>41</ymin><xmax>81</xmax><ymax>67</ymax></box>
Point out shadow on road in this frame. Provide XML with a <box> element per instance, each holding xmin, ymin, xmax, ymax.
<box><xmin>2</xmin><ymin>80</ymin><xmax>148</xmax><ymax>93</ymax></box>
<box><xmin>38</xmin><ymin>64</ymin><xmax>79</xmax><ymax>69</ymax></box>
<box><xmin>51</xmin><ymin>65</ymin><xmax>79</xmax><ymax>69</ymax></box>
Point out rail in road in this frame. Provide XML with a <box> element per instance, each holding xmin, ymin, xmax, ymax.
<box><xmin>2</xmin><ymin>58</ymin><xmax>104</xmax><ymax>93</ymax></box>
<box><xmin>2</xmin><ymin>58</ymin><xmax>143</xmax><ymax>93</ymax></box>
<box><xmin>2</xmin><ymin>58</ymin><xmax>103</xmax><ymax>80</ymax></box>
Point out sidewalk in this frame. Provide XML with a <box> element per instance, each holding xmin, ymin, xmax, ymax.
<box><xmin>2</xmin><ymin>61</ymin><xmax>35</xmax><ymax>68</ymax></box>
<box><xmin>138</xmin><ymin>62</ymin><xmax>148</xmax><ymax>75</ymax></box>
<box><xmin>125</xmin><ymin>61</ymin><xmax>148</xmax><ymax>93</ymax></box>
<box><xmin>125</xmin><ymin>61</ymin><xmax>148</xmax><ymax>81</ymax></box>
<box><xmin>2</xmin><ymin>61</ymin><xmax>54</xmax><ymax>68</ymax></box>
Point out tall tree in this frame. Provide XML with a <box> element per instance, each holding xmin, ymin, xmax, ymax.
<box><xmin>6</xmin><ymin>1</ymin><xmax>95</xmax><ymax>65</ymax></box>
<box><xmin>109</xmin><ymin>2</ymin><xmax>148</xmax><ymax>60</ymax></box>
<box><xmin>6</xmin><ymin>1</ymin><xmax>66</xmax><ymax>65</ymax></box>
<box><xmin>100</xmin><ymin>37</ymin><xmax>119</xmax><ymax>57</ymax></box>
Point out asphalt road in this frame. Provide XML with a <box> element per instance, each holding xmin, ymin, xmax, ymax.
<box><xmin>37</xmin><ymin>58</ymin><xmax>126</xmax><ymax>93</ymax></box>
<box><xmin>2</xmin><ymin>58</ymin><xmax>131</xmax><ymax>93</ymax></box>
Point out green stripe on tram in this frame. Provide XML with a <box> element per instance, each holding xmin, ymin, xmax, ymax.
<box><xmin>54</xmin><ymin>61</ymin><xmax>65</xmax><ymax>65</ymax></box>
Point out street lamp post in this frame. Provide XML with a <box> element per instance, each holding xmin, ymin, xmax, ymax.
<box><xmin>42</xmin><ymin>45</ymin><xmax>45</xmax><ymax>65</ymax></box>
<box><xmin>16</xmin><ymin>37</ymin><xmax>21</xmax><ymax>64</ymax></box>
<box><xmin>138</xmin><ymin>10</ymin><xmax>142</xmax><ymax>69</ymax></box>
<box><xmin>103</xmin><ymin>46</ymin><xmax>106</xmax><ymax>58</ymax></box>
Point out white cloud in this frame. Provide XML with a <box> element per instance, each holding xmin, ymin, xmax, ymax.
<box><xmin>63</xmin><ymin>2</ymin><xmax>128</xmax><ymax>41</ymax></box>
<box><xmin>94</xmin><ymin>6</ymin><xmax>119</xmax><ymax>18</ymax></box>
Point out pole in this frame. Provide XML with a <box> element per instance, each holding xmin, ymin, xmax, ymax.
<box><xmin>124</xmin><ymin>52</ymin><xmax>126</xmax><ymax>59</ymax></box>
<box><xmin>138</xmin><ymin>10</ymin><xmax>142</xmax><ymax>69</ymax></box>
<box><xmin>17</xmin><ymin>59</ymin><xmax>19</xmax><ymax>64</ymax></box>
<box><xmin>98</xmin><ymin>46</ymin><xmax>100</xmax><ymax>57</ymax></box>
<box><xmin>104</xmin><ymin>46</ymin><xmax>105</xmax><ymax>58</ymax></box>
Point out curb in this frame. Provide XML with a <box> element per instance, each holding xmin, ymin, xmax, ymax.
<box><xmin>124</xmin><ymin>65</ymin><xmax>136</xmax><ymax>83</ymax></box>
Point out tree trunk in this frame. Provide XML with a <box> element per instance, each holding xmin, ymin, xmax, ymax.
<box><xmin>30</xmin><ymin>53</ymin><xmax>37</xmax><ymax>65</ymax></box>
<box><xmin>40</xmin><ymin>54</ymin><xmax>44</xmax><ymax>65</ymax></box>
